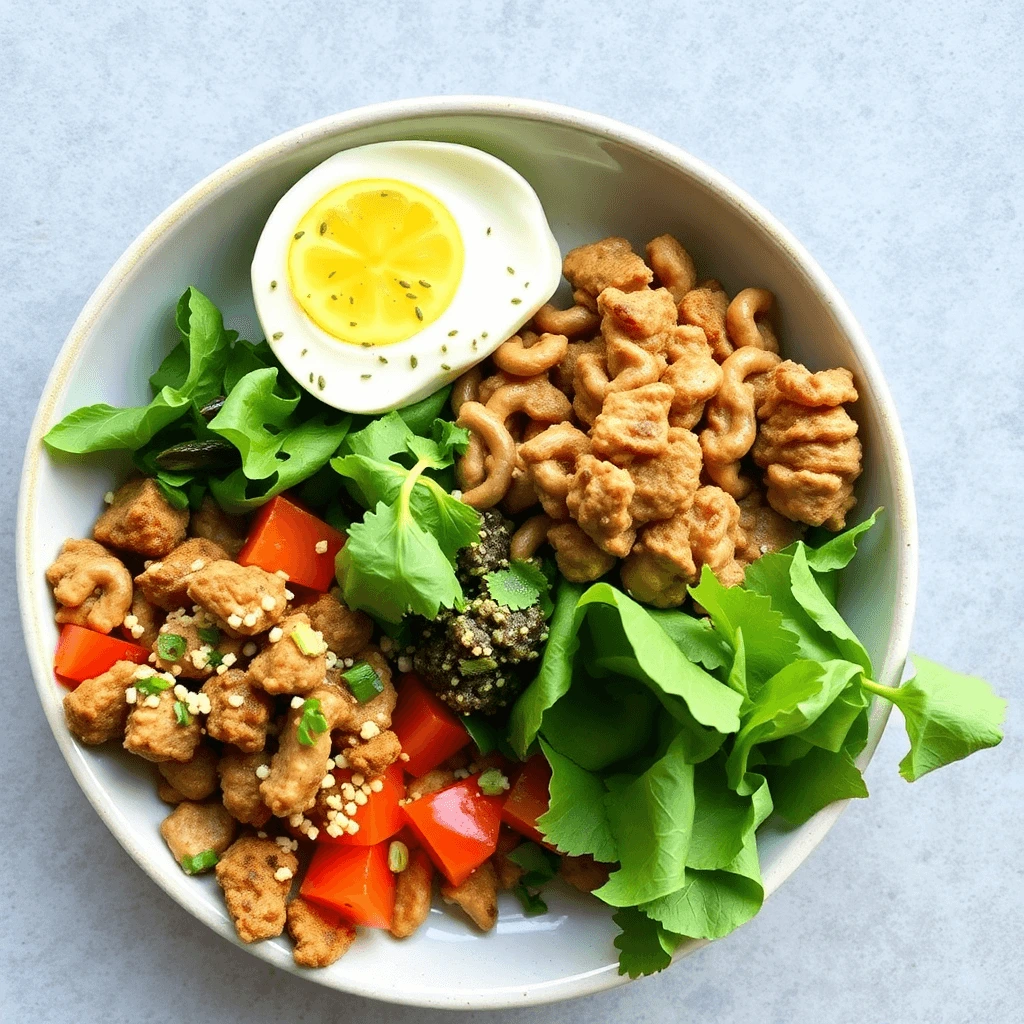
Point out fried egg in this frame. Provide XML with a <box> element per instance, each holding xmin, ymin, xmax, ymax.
<box><xmin>251</xmin><ymin>141</ymin><xmax>562</xmax><ymax>413</ymax></box>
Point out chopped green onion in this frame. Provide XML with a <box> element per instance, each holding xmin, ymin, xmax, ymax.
<box><xmin>507</xmin><ymin>841</ymin><xmax>560</xmax><ymax>887</ymax></box>
<box><xmin>459</xmin><ymin>657</ymin><xmax>498</xmax><ymax>677</ymax></box>
<box><xmin>156</xmin><ymin>633</ymin><xmax>186</xmax><ymax>662</ymax></box>
<box><xmin>197</xmin><ymin>626</ymin><xmax>221</xmax><ymax>646</ymax></box>
<box><xmin>173</xmin><ymin>701</ymin><xmax>192</xmax><ymax>727</ymax></box>
<box><xmin>205</xmin><ymin>649</ymin><xmax>224</xmax><ymax>669</ymax></box>
<box><xmin>180</xmin><ymin>848</ymin><xmax>219</xmax><ymax>875</ymax></box>
<box><xmin>291</xmin><ymin>622</ymin><xmax>325</xmax><ymax>656</ymax></box>
<box><xmin>388</xmin><ymin>840</ymin><xmax>409</xmax><ymax>873</ymax></box>
<box><xmin>296</xmin><ymin>698</ymin><xmax>328</xmax><ymax>746</ymax></box>
<box><xmin>134</xmin><ymin>675</ymin><xmax>172</xmax><ymax>697</ymax></box>
<box><xmin>478</xmin><ymin>768</ymin><xmax>510</xmax><ymax>796</ymax></box>
<box><xmin>514</xmin><ymin>885</ymin><xmax>548</xmax><ymax>916</ymax></box>
<box><xmin>342</xmin><ymin>661</ymin><xmax>384</xmax><ymax>703</ymax></box>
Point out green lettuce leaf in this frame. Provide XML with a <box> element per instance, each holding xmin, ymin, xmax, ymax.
<box><xmin>765</xmin><ymin>746</ymin><xmax>869</xmax><ymax>824</ymax></box>
<box><xmin>613</xmin><ymin>908</ymin><xmax>679</xmax><ymax>978</ymax></box>
<box><xmin>863</xmin><ymin>655</ymin><xmax>1006</xmax><ymax>781</ymax></box>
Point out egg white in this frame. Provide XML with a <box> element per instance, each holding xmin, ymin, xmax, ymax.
<box><xmin>251</xmin><ymin>141</ymin><xmax>562</xmax><ymax>414</ymax></box>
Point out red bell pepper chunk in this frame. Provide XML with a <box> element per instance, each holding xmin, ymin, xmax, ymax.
<box><xmin>402</xmin><ymin>776</ymin><xmax>503</xmax><ymax>887</ymax></box>
<box><xmin>237</xmin><ymin>494</ymin><xmax>344</xmax><ymax>592</ymax></box>
<box><xmin>390</xmin><ymin>673</ymin><xmax>471</xmax><ymax>777</ymax></box>
<box><xmin>53</xmin><ymin>624</ymin><xmax>151</xmax><ymax>687</ymax></box>
<box><xmin>319</xmin><ymin>762</ymin><xmax>405</xmax><ymax>847</ymax></box>
<box><xmin>300</xmin><ymin>842</ymin><xmax>395</xmax><ymax>929</ymax></box>
<box><xmin>501</xmin><ymin>754</ymin><xmax>552</xmax><ymax>844</ymax></box>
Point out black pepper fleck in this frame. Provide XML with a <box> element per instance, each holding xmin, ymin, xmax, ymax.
<box><xmin>317</xmin><ymin>375</ymin><xmax>326</xmax><ymax>390</ymax></box>
<box><xmin>361</xmin><ymin>374</ymin><xmax>372</xmax><ymax>380</ymax></box>
<box><xmin>319</xmin><ymin>222</ymin><xmax>327</xmax><ymax>235</ymax></box>
<box><xmin>294</xmin><ymin>231</ymin><xmax>305</xmax><ymax>239</ymax></box>
<box><xmin>441</xmin><ymin>363</ymin><xmax>451</xmax><ymax>371</ymax></box>
<box><xmin>415</xmin><ymin>306</ymin><xmax>423</xmax><ymax>321</ymax></box>
<box><xmin>410</xmin><ymin>356</ymin><xmax>419</xmax><ymax>369</ymax></box>
<box><xmin>272</xmin><ymin>331</ymin><xmax>283</xmax><ymax>339</ymax></box>
<box><xmin>511</xmin><ymin>298</ymin><xmax>522</xmax><ymax>305</ymax></box>
<box><xmin>398</xmin><ymin>279</ymin><xmax>411</xmax><ymax>288</ymax></box>
<box><xmin>448</xmin><ymin>330</ymin><xmax>458</xmax><ymax>337</ymax></box>
<box><xmin>419</xmin><ymin>279</ymin><xmax>432</xmax><ymax>288</ymax></box>
<box><xmin>270</xmin><ymin>280</ymin><xmax>278</xmax><ymax>289</ymax></box>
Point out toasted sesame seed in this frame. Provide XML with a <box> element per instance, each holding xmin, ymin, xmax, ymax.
<box><xmin>274</xmin><ymin>866</ymin><xmax>294</xmax><ymax>882</ymax></box>
<box><xmin>369</xmin><ymin>779</ymin><xmax>384</xmax><ymax>793</ymax></box>
<box><xmin>314</xmin><ymin>540</ymin><xmax>328</xmax><ymax>554</ymax></box>
<box><xmin>124</xmin><ymin>687</ymin><xmax>137</xmax><ymax>704</ymax></box>
<box><xmin>290</xmin><ymin>696</ymin><xmax>305</xmax><ymax>709</ymax></box>
<box><xmin>268</xmin><ymin>627</ymin><xmax>284</xmax><ymax>643</ymax></box>
<box><xmin>351</xmin><ymin>773</ymin><xmax>365</xmax><ymax>787</ymax></box>
<box><xmin>344</xmin><ymin>801</ymin><xmax>358</xmax><ymax>816</ymax></box>
<box><xmin>260</xmin><ymin>595</ymin><xmax>277</xmax><ymax>611</ymax></box>
<box><xmin>242</xmin><ymin>612</ymin><xmax>258</xmax><ymax>628</ymax></box>
<box><xmin>144</xmin><ymin>694</ymin><xmax>161</xmax><ymax>709</ymax></box>
<box><xmin>397</xmin><ymin>655</ymin><xmax>412</xmax><ymax>673</ymax></box>
<box><xmin>255</xmin><ymin>764</ymin><xmax>271</xmax><ymax>779</ymax></box>
<box><xmin>321</xmin><ymin>774</ymin><xmax>336</xmax><ymax>789</ymax></box>
<box><xmin>216</xmin><ymin>664</ymin><xmax>228</xmax><ymax>676</ymax></box>
<box><xmin>189</xmin><ymin>558</ymin><xmax>205</xmax><ymax>572</ymax></box>
<box><xmin>242</xmin><ymin>642</ymin><xmax>258</xmax><ymax>657</ymax></box>
<box><xmin>103</xmin><ymin>491</ymin><xmax>114</xmax><ymax>504</ymax></box>
<box><xmin>222</xmin><ymin>652</ymin><xmax>237</xmax><ymax>667</ymax></box>
<box><xmin>284</xmin><ymin>589</ymin><xmax>295</xmax><ymax>601</ymax></box>
<box><xmin>354</xmin><ymin>790</ymin><xmax>368</xmax><ymax>806</ymax></box>
<box><xmin>227</xmin><ymin>694</ymin><xmax>245</xmax><ymax>708</ymax></box>
<box><xmin>227</xmin><ymin>614</ymin><xmax>243</xmax><ymax>629</ymax></box>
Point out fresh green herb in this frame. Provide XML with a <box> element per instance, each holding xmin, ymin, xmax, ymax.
<box><xmin>134</xmin><ymin>674</ymin><xmax>173</xmax><ymax>697</ymax></box>
<box><xmin>205</xmin><ymin>649</ymin><xmax>224</xmax><ymax>669</ymax></box>
<box><xmin>506</xmin><ymin>842</ymin><xmax>560</xmax><ymax>888</ymax></box>
<box><xmin>613</xmin><ymin>907</ymin><xmax>679</xmax><ymax>978</ymax></box>
<box><xmin>290</xmin><ymin>622</ymin><xmax>325</xmax><ymax>657</ymax></box>
<box><xmin>388</xmin><ymin>840</ymin><xmax>409</xmax><ymax>873</ymax></box>
<box><xmin>181</xmin><ymin>849</ymin><xmax>220</xmax><ymax>875</ymax></box>
<box><xmin>514</xmin><ymin>886</ymin><xmax>549</xmax><ymax>916</ymax></box>
<box><xmin>296</xmin><ymin>698</ymin><xmax>329</xmax><ymax>746</ymax></box>
<box><xmin>156</xmin><ymin>633</ymin><xmax>186</xmax><ymax>662</ymax></box>
<box><xmin>342</xmin><ymin>661</ymin><xmax>385</xmax><ymax>703</ymax></box>
<box><xmin>477</xmin><ymin>768</ymin><xmax>510</xmax><ymax>796</ymax></box>
<box><xmin>485</xmin><ymin>559</ymin><xmax>550</xmax><ymax>611</ymax></box>
<box><xmin>173</xmin><ymin>701</ymin><xmax>192</xmax><ymax>726</ymax></box>
<box><xmin>197</xmin><ymin>626</ymin><xmax>221</xmax><ymax>646</ymax></box>
<box><xmin>332</xmin><ymin>413</ymin><xmax>479</xmax><ymax>622</ymax></box>
<box><xmin>460</xmin><ymin>714</ymin><xmax>517</xmax><ymax>759</ymax></box>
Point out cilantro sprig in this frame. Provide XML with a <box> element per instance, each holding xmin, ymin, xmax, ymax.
<box><xmin>332</xmin><ymin>412</ymin><xmax>480</xmax><ymax>623</ymax></box>
<box><xmin>296</xmin><ymin>698</ymin><xmax>329</xmax><ymax>746</ymax></box>
<box><xmin>485</xmin><ymin>559</ymin><xmax>552</xmax><ymax>613</ymax></box>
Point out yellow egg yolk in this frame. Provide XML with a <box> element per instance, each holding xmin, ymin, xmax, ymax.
<box><xmin>287</xmin><ymin>178</ymin><xmax>464</xmax><ymax>347</ymax></box>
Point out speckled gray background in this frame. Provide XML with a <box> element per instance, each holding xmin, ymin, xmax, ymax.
<box><xmin>2</xmin><ymin>1</ymin><xmax>1021</xmax><ymax>1021</ymax></box>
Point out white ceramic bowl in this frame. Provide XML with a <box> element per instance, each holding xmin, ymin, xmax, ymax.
<box><xmin>17</xmin><ymin>97</ymin><xmax>917</xmax><ymax>1010</ymax></box>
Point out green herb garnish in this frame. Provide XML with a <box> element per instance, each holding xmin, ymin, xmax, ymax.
<box><xmin>485</xmin><ymin>559</ymin><xmax>551</xmax><ymax>612</ymax></box>
<box><xmin>388</xmin><ymin>840</ymin><xmax>409</xmax><ymax>873</ymax></box>
<box><xmin>506</xmin><ymin>842</ymin><xmax>560</xmax><ymax>888</ymax></box>
<box><xmin>134</xmin><ymin>674</ymin><xmax>173</xmax><ymax>697</ymax></box>
<box><xmin>514</xmin><ymin>886</ymin><xmax>548</xmax><ymax>916</ymax></box>
<box><xmin>180</xmin><ymin>848</ymin><xmax>219</xmax><ymax>875</ymax></box>
<box><xmin>477</xmin><ymin>768</ymin><xmax>509</xmax><ymax>796</ymax></box>
<box><xmin>173</xmin><ymin>701</ymin><xmax>192</xmax><ymax>726</ymax></box>
<box><xmin>459</xmin><ymin>657</ymin><xmax>498</xmax><ymax>677</ymax></box>
<box><xmin>156</xmin><ymin>633</ymin><xmax>187</xmax><ymax>662</ymax></box>
<box><xmin>296</xmin><ymin>698</ymin><xmax>329</xmax><ymax>746</ymax></box>
<box><xmin>197</xmin><ymin>625</ymin><xmax>221</xmax><ymax>646</ymax></box>
<box><xmin>342</xmin><ymin>661</ymin><xmax>385</xmax><ymax>703</ymax></box>
<box><xmin>205</xmin><ymin>649</ymin><xmax>224</xmax><ymax>669</ymax></box>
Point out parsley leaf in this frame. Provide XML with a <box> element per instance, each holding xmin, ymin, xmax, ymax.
<box><xmin>612</xmin><ymin>908</ymin><xmax>679</xmax><ymax>978</ymax></box>
<box><xmin>514</xmin><ymin>886</ymin><xmax>549</xmax><ymax>917</ymax></box>
<box><xmin>506</xmin><ymin>842</ymin><xmax>560</xmax><ymax>888</ymax></box>
<box><xmin>486</xmin><ymin>559</ymin><xmax>550</xmax><ymax>611</ymax></box>
<box><xmin>863</xmin><ymin>655</ymin><xmax>1006</xmax><ymax>781</ymax></box>
<box><xmin>296</xmin><ymin>698</ymin><xmax>328</xmax><ymax>747</ymax></box>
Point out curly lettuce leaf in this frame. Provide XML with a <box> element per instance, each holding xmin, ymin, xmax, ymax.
<box><xmin>765</xmin><ymin>746</ymin><xmax>869</xmax><ymax>824</ymax></box>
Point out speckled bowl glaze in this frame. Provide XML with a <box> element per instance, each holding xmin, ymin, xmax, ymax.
<box><xmin>17</xmin><ymin>97</ymin><xmax>917</xmax><ymax>1010</ymax></box>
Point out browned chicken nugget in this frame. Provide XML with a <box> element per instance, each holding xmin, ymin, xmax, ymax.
<box><xmin>627</xmin><ymin>427</ymin><xmax>703</xmax><ymax>525</ymax></box>
<box><xmin>134</xmin><ymin>537</ymin><xmax>230</xmax><ymax>611</ymax></box>
<box><xmin>560</xmin><ymin>854</ymin><xmax>611</xmax><ymax>893</ymax></box>
<box><xmin>546</xmin><ymin>521</ymin><xmax>616</xmax><ymax>583</ymax></box>
<box><xmin>215</xmin><ymin>836</ymin><xmax>297</xmax><ymax>943</ymax></box>
<box><xmin>440</xmin><ymin>861</ymin><xmax>499</xmax><ymax>931</ymax></box>
<box><xmin>735</xmin><ymin>489</ymin><xmax>805</xmax><ymax>565</ymax></box>
<box><xmin>93</xmin><ymin>477</ymin><xmax>188</xmax><ymax>558</ymax></box>
<box><xmin>121</xmin><ymin>590</ymin><xmax>163</xmax><ymax>648</ymax></box>
<box><xmin>153</xmin><ymin>618</ymin><xmax>245</xmax><ymax>680</ymax></box>
<box><xmin>390</xmin><ymin>847</ymin><xmax>435</xmax><ymax>939</ymax></box>
<box><xmin>287</xmin><ymin>897</ymin><xmax>356</xmax><ymax>968</ymax></box>
<box><xmin>329</xmin><ymin>648</ymin><xmax>398</xmax><ymax>735</ymax></box>
<box><xmin>562</xmin><ymin>237</ymin><xmax>653</xmax><ymax>301</ymax></box>
<box><xmin>218</xmin><ymin>749</ymin><xmax>273</xmax><ymax>827</ymax></box>
<box><xmin>566</xmin><ymin>454</ymin><xmax>636</xmax><ymax>558</ymax></box>
<box><xmin>661</xmin><ymin>325</ymin><xmax>724</xmax><ymax>429</ymax></box>
<box><xmin>63</xmin><ymin>659</ymin><xmax>137</xmax><ymax>745</ymax></box>
<box><xmin>591</xmin><ymin>382</ymin><xmax>675</xmax><ymax>462</ymax></box>
<box><xmin>123</xmin><ymin>685</ymin><xmax>202</xmax><ymax>763</ymax></box>
<box><xmin>203</xmin><ymin>669</ymin><xmax>273</xmax><ymax>753</ymax></box>
<box><xmin>343</xmin><ymin>730</ymin><xmax>402</xmax><ymax>777</ymax></box>
<box><xmin>188</xmin><ymin>495</ymin><xmax>249</xmax><ymax>558</ymax></box>
<box><xmin>249</xmin><ymin>611</ymin><xmax>327</xmax><ymax>695</ymax></box>
<box><xmin>159</xmin><ymin>800</ymin><xmax>237</xmax><ymax>867</ymax></box>
<box><xmin>679</xmin><ymin>284</ymin><xmax>732</xmax><ymax>363</ymax></box>
<box><xmin>304</xmin><ymin>589</ymin><xmax>373</xmax><ymax>658</ymax></box>
<box><xmin>158</xmin><ymin>742</ymin><xmax>219</xmax><ymax>801</ymax></box>
<box><xmin>186</xmin><ymin>560</ymin><xmax>288</xmax><ymax>636</ymax></box>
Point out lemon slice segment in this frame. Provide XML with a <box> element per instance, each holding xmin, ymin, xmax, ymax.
<box><xmin>287</xmin><ymin>178</ymin><xmax>464</xmax><ymax>347</ymax></box>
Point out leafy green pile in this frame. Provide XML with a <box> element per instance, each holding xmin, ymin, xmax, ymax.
<box><xmin>331</xmin><ymin>410</ymin><xmax>480</xmax><ymax>622</ymax></box>
<box><xmin>507</xmin><ymin>512</ymin><xmax>1006</xmax><ymax>977</ymax></box>
<box><xmin>43</xmin><ymin>288</ymin><xmax>352</xmax><ymax>513</ymax></box>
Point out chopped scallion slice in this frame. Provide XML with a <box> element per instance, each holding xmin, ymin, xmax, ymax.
<box><xmin>173</xmin><ymin>701</ymin><xmax>192</xmax><ymax>726</ymax></box>
<box><xmin>180</xmin><ymin>848</ymin><xmax>219</xmax><ymax>875</ymax></box>
<box><xmin>342</xmin><ymin>661</ymin><xmax>384</xmax><ymax>703</ymax></box>
<box><xmin>388</xmin><ymin>840</ymin><xmax>409</xmax><ymax>873</ymax></box>
<box><xmin>157</xmin><ymin>633</ymin><xmax>187</xmax><ymax>662</ymax></box>
<box><xmin>296</xmin><ymin>698</ymin><xmax>328</xmax><ymax>746</ymax></box>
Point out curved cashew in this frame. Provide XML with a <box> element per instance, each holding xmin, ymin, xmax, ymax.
<box><xmin>510</xmin><ymin>515</ymin><xmax>554</xmax><ymax>561</ymax></box>
<box><xmin>493</xmin><ymin>333</ymin><xmax>569</xmax><ymax>376</ymax></box>
<box><xmin>700</xmin><ymin>348</ymin><xmax>782</xmax><ymax>498</ymax></box>
<box><xmin>485</xmin><ymin>376</ymin><xmax>572</xmax><ymax>425</ymax></box>
<box><xmin>47</xmin><ymin>538</ymin><xmax>133</xmax><ymax>634</ymax></box>
<box><xmin>645</xmin><ymin>234</ymin><xmax>697</xmax><ymax>302</ymax></box>
<box><xmin>455</xmin><ymin>402</ymin><xmax>517</xmax><ymax>509</ymax></box>
<box><xmin>533</xmin><ymin>303</ymin><xmax>601</xmax><ymax>339</ymax></box>
<box><xmin>726</xmin><ymin>288</ymin><xmax>779</xmax><ymax>352</ymax></box>
<box><xmin>451</xmin><ymin>366</ymin><xmax>482</xmax><ymax>416</ymax></box>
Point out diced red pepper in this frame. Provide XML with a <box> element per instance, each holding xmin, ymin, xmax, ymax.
<box><xmin>300</xmin><ymin>842</ymin><xmax>395</xmax><ymax>929</ymax></box>
<box><xmin>501</xmin><ymin>754</ymin><xmax>552</xmax><ymax>845</ymax></box>
<box><xmin>390</xmin><ymin>673</ymin><xmax>471</xmax><ymax>777</ymax></box>
<box><xmin>401</xmin><ymin>776</ymin><xmax>503</xmax><ymax>887</ymax></box>
<box><xmin>237</xmin><ymin>494</ymin><xmax>344</xmax><ymax>592</ymax></box>
<box><xmin>53</xmin><ymin>624</ymin><xmax>151</xmax><ymax>687</ymax></box>
<box><xmin>319</xmin><ymin>762</ymin><xmax>405</xmax><ymax>847</ymax></box>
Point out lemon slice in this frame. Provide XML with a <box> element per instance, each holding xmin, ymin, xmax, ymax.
<box><xmin>287</xmin><ymin>178</ymin><xmax>464</xmax><ymax>347</ymax></box>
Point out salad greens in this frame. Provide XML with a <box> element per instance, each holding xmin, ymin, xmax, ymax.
<box><xmin>510</xmin><ymin>512</ymin><xmax>1007</xmax><ymax>978</ymax></box>
<box><xmin>44</xmin><ymin>287</ymin><xmax>352</xmax><ymax>514</ymax></box>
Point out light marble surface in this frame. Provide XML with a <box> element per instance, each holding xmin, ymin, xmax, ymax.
<box><xmin>2</xmin><ymin>2</ymin><xmax>1021</xmax><ymax>1021</ymax></box>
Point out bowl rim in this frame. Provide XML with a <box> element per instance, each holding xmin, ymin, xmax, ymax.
<box><xmin>16</xmin><ymin>95</ymin><xmax>918</xmax><ymax>1010</ymax></box>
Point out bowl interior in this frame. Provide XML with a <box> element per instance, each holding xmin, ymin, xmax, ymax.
<box><xmin>18</xmin><ymin>101</ymin><xmax>915</xmax><ymax>1009</ymax></box>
